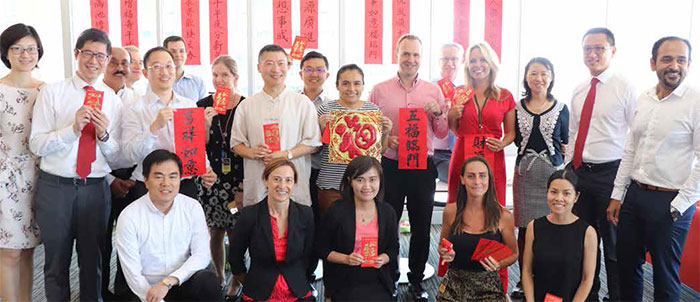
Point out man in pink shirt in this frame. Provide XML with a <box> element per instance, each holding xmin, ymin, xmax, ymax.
<box><xmin>368</xmin><ymin>34</ymin><xmax>448</xmax><ymax>301</ymax></box>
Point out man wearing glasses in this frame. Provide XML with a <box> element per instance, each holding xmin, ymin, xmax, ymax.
<box><xmin>120</xmin><ymin>46</ymin><xmax>217</xmax><ymax>202</ymax></box>
<box><xmin>565</xmin><ymin>27</ymin><xmax>637</xmax><ymax>302</ymax></box>
<box><xmin>432</xmin><ymin>43</ymin><xmax>463</xmax><ymax>184</ymax></box>
<box><xmin>124</xmin><ymin>45</ymin><xmax>147</xmax><ymax>96</ymax></box>
<box><xmin>30</xmin><ymin>28</ymin><xmax>122</xmax><ymax>301</ymax></box>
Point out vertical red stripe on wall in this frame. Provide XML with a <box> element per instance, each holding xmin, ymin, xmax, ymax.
<box><xmin>121</xmin><ymin>0</ymin><xmax>139</xmax><ymax>46</ymax></box>
<box><xmin>364</xmin><ymin>0</ymin><xmax>383</xmax><ymax>64</ymax></box>
<box><xmin>391</xmin><ymin>0</ymin><xmax>410</xmax><ymax>63</ymax></box>
<box><xmin>300</xmin><ymin>0</ymin><xmax>319</xmax><ymax>49</ymax></box>
<box><xmin>484</xmin><ymin>0</ymin><xmax>503</xmax><ymax>58</ymax></box>
<box><xmin>273</xmin><ymin>0</ymin><xmax>292</xmax><ymax>48</ymax></box>
<box><xmin>90</xmin><ymin>0</ymin><xmax>109</xmax><ymax>34</ymax></box>
<box><xmin>453</xmin><ymin>0</ymin><xmax>469</xmax><ymax>59</ymax></box>
<box><xmin>181</xmin><ymin>0</ymin><xmax>201</xmax><ymax>65</ymax></box>
<box><xmin>209</xmin><ymin>0</ymin><xmax>228</xmax><ymax>63</ymax></box>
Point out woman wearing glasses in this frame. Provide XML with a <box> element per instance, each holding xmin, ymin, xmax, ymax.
<box><xmin>0</xmin><ymin>23</ymin><xmax>45</xmax><ymax>302</ymax></box>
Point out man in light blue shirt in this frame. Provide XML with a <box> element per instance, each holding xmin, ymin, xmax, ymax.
<box><xmin>163</xmin><ymin>36</ymin><xmax>207</xmax><ymax>101</ymax></box>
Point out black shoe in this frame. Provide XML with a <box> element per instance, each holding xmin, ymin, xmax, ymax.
<box><xmin>310</xmin><ymin>284</ymin><xmax>319</xmax><ymax>299</ymax></box>
<box><xmin>510</xmin><ymin>281</ymin><xmax>524</xmax><ymax>299</ymax></box>
<box><xmin>391</xmin><ymin>281</ymin><xmax>399</xmax><ymax>300</ymax></box>
<box><xmin>602</xmin><ymin>293</ymin><xmax>610</xmax><ymax>301</ymax></box>
<box><xmin>224</xmin><ymin>283</ymin><xmax>242</xmax><ymax>301</ymax></box>
<box><xmin>102</xmin><ymin>290</ymin><xmax>118</xmax><ymax>302</ymax></box>
<box><xmin>408</xmin><ymin>282</ymin><xmax>428</xmax><ymax>302</ymax></box>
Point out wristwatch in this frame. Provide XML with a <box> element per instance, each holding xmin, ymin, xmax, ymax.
<box><xmin>287</xmin><ymin>150</ymin><xmax>293</xmax><ymax>160</ymax></box>
<box><xmin>97</xmin><ymin>131</ymin><xmax>110</xmax><ymax>142</ymax></box>
<box><xmin>161</xmin><ymin>277</ymin><xmax>173</xmax><ymax>289</ymax></box>
<box><xmin>671</xmin><ymin>206</ymin><xmax>682</xmax><ymax>222</ymax></box>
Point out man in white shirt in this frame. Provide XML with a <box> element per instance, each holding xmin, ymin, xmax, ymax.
<box><xmin>116</xmin><ymin>149</ymin><xmax>220</xmax><ymax>302</ymax></box>
<box><xmin>125</xmin><ymin>45</ymin><xmax>148</xmax><ymax>96</ymax></box>
<box><xmin>608</xmin><ymin>36</ymin><xmax>698</xmax><ymax>302</ymax></box>
<box><xmin>121</xmin><ymin>46</ymin><xmax>217</xmax><ymax>200</ymax></box>
<box><xmin>432</xmin><ymin>43</ymin><xmax>463</xmax><ymax>183</ymax></box>
<box><xmin>231</xmin><ymin>44</ymin><xmax>321</xmax><ymax>207</ymax></box>
<box><xmin>30</xmin><ymin>28</ymin><xmax>122</xmax><ymax>302</ymax></box>
<box><xmin>565</xmin><ymin>27</ymin><xmax>636</xmax><ymax>302</ymax></box>
<box><xmin>163</xmin><ymin>36</ymin><xmax>207</xmax><ymax>101</ymax></box>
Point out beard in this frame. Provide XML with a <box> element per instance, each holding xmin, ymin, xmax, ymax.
<box><xmin>659</xmin><ymin>69</ymin><xmax>684</xmax><ymax>90</ymax></box>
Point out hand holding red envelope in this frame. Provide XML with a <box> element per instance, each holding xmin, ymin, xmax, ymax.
<box><xmin>263</xmin><ymin>123</ymin><xmax>281</xmax><ymax>152</ymax></box>
<box><xmin>83</xmin><ymin>89</ymin><xmax>104</xmax><ymax>110</ymax></box>
<box><xmin>544</xmin><ymin>293</ymin><xmax>563</xmax><ymax>302</ymax></box>
<box><xmin>471</xmin><ymin>238</ymin><xmax>513</xmax><ymax>263</ymax></box>
<box><xmin>212</xmin><ymin>87</ymin><xmax>231</xmax><ymax>115</ymax></box>
<box><xmin>360</xmin><ymin>236</ymin><xmax>378</xmax><ymax>267</ymax></box>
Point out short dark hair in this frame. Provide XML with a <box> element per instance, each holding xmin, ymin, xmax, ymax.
<box><xmin>339</xmin><ymin>156</ymin><xmax>385</xmax><ymax>203</ymax></box>
<box><xmin>163</xmin><ymin>35</ymin><xmax>186</xmax><ymax>50</ymax></box>
<box><xmin>335</xmin><ymin>64</ymin><xmax>365</xmax><ymax>86</ymax></box>
<box><xmin>75</xmin><ymin>28</ymin><xmax>111</xmax><ymax>55</ymax></box>
<box><xmin>652</xmin><ymin>36</ymin><xmax>692</xmax><ymax>62</ymax></box>
<box><xmin>547</xmin><ymin>168</ymin><xmax>579</xmax><ymax>191</ymax></box>
<box><xmin>0</xmin><ymin>23</ymin><xmax>44</xmax><ymax>69</ymax></box>
<box><xmin>582</xmin><ymin>27</ymin><xmax>615</xmax><ymax>47</ymax></box>
<box><xmin>258</xmin><ymin>44</ymin><xmax>287</xmax><ymax>62</ymax></box>
<box><xmin>300</xmin><ymin>51</ymin><xmax>329</xmax><ymax>69</ymax></box>
<box><xmin>143</xmin><ymin>46</ymin><xmax>174</xmax><ymax>69</ymax></box>
<box><xmin>522</xmin><ymin>57</ymin><xmax>555</xmax><ymax>101</ymax></box>
<box><xmin>143</xmin><ymin>149</ymin><xmax>182</xmax><ymax>179</ymax></box>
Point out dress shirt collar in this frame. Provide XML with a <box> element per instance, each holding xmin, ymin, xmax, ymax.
<box><xmin>395</xmin><ymin>73</ymin><xmax>419</xmax><ymax>89</ymax></box>
<box><xmin>592</xmin><ymin>67</ymin><xmax>614</xmax><ymax>84</ymax></box>
<box><xmin>261</xmin><ymin>87</ymin><xmax>289</xmax><ymax>101</ymax></box>
<box><xmin>142</xmin><ymin>192</ymin><xmax>180</xmax><ymax>216</ymax></box>
<box><xmin>646</xmin><ymin>81</ymin><xmax>689</xmax><ymax>102</ymax></box>
<box><xmin>102</xmin><ymin>80</ymin><xmax>127</xmax><ymax>95</ymax></box>
<box><xmin>300</xmin><ymin>88</ymin><xmax>328</xmax><ymax>105</ymax></box>
<box><xmin>144</xmin><ymin>89</ymin><xmax>186</xmax><ymax>106</ymax></box>
<box><xmin>179</xmin><ymin>69</ymin><xmax>195</xmax><ymax>81</ymax></box>
<box><xmin>71</xmin><ymin>74</ymin><xmax>95</xmax><ymax>90</ymax></box>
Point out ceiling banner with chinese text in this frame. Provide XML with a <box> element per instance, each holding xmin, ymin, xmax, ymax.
<box><xmin>391</xmin><ymin>0</ymin><xmax>409</xmax><ymax>64</ymax></box>
<box><xmin>365</xmin><ymin>0</ymin><xmax>383</xmax><ymax>64</ymax></box>
<box><xmin>300</xmin><ymin>0</ymin><xmax>318</xmax><ymax>49</ymax></box>
<box><xmin>121</xmin><ymin>0</ymin><xmax>138</xmax><ymax>46</ymax></box>
<box><xmin>181</xmin><ymin>0</ymin><xmax>201</xmax><ymax>65</ymax></box>
<box><xmin>273</xmin><ymin>0</ymin><xmax>292</xmax><ymax>48</ymax></box>
<box><xmin>485</xmin><ymin>0</ymin><xmax>503</xmax><ymax>58</ymax></box>
<box><xmin>453</xmin><ymin>0</ymin><xmax>469</xmax><ymax>58</ymax></box>
<box><xmin>90</xmin><ymin>0</ymin><xmax>109</xmax><ymax>33</ymax></box>
<box><xmin>209</xmin><ymin>0</ymin><xmax>228</xmax><ymax>63</ymax></box>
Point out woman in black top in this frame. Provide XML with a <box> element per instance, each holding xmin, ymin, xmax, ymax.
<box><xmin>316</xmin><ymin>156</ymin><xmax>398</xmax><ymax>301</ymax></box>
<box><xmin>522</xmin><ymin>169</ymin><xmax>597</xmax><ymax>302</ymax></box>
<box><xmin>198</xmin><ymin>55</ymin><xmax>245</xmax><ymax>299</ymax></box>
<box><xmin>437</xmin><ymin>156</ymin><xmax>518</xmax><ymax>302</ymax></box>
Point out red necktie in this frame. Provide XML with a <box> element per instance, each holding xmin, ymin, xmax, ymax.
<box><xmin>76</xmin><ymin>86</ymin><xmax>96</xmax><ymax>179</ymax></box>
<box><xmin>572</xmin><ymin>78</ymin><xmax>599</xmax><ymax>169</ymax></box>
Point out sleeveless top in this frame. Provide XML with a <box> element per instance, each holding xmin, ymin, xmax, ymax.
<box><xmin>532</xmin><ymin>216</ymin><xmax>589</xmax><ymax>301</ymax></box>
<box><xmin>447</xmin><ymin>229</ymin><xmax>502</xmax><ymax>271</ymax></box>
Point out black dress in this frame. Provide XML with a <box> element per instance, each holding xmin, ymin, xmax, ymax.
<box><xmin>532</xmin><ymin>216</ymin><xmax>590</xmax><ymax>301</ymax></box>
<box><xmin>196</xmin><ymin>95</ymin><xmax>245</xmax><ymax>229</ymax></box>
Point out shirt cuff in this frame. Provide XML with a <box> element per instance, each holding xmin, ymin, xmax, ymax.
<box><xmin>106</xmin><ymin>174</ymin><xmax>116</xmax><ymax>185</ymax></box>
<box><xmin>59</xmin><ymin>125</ymin><xmax>79</xmax><ymax>144</ymax></box>
<box><xmin>670</xmin><ymin>194</ymin><xmax>694</xmax><ymax>215</ymax></box>
<box><xmin>610</xmin><ymin>187</ymin><xmax>627</xmax><ymax>203</ymax></box>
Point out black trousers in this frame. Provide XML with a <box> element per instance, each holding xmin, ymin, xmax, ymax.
<box><xmin>382</xmin><ymin>156</ymin><xmax>436</xmax><ymax>284</ymax></box>
<box><xmin>125</xmin><ymin>269</ymin><xmax>223</xmax><ymax>301</ymax></box>
<box><xmin>35</xmin><ymin>171</ymin><xmax>110</xmax><ymax>302</ymax></box>
<box><xmin>308</xmin><ymin>168</ymin><xmax>321</xmax><ymax>278</ymax></box>
<box><xmin>572</xmin><ymin>160</ymin><xmax>620</xmax><ymax>301</ymax></box>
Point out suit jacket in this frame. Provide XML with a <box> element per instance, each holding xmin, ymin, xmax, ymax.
<box><xmin>229</xmin><ymin>198</ymin><xmax>314</xmax><ymax>300</ymax></box>
<box><xmin>315</xmin><ymin>198</ymin><xmax>399</xmax><ymax>297</ymax></box>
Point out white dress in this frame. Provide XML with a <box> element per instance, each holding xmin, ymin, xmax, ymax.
<box><xmin>0</xmin><ymin>83</ymin><xmax>41</xmax><ymax>248</ymax></box>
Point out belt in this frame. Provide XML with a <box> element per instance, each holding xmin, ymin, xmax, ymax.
<box><xmin>40</xmin><ymin>171</ymin><xmax>104</xmax><ymax>186</ymax></box>
<box><xmin>633</xmin><ymin>180</ymin><xmax>678</xmax><ymax>192</ymax></box>
<box><xmin>577</xmin><ymin>160</ymin><xmax>621</xmax><ymax>172</ymax></box>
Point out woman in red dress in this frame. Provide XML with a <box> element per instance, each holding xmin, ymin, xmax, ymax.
<box><xmin>446</xmin><ymin>42</ymin><xmax>515</xmax><ymax>291</ymax></box>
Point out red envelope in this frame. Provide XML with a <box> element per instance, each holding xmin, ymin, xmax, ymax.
<box><xmin>472</xmin><ymin>238</ymin><xmax>493</xmax><ymax>260</ymax></box>
<box><xmin>212</xmin><ymin>87</ymin><xmax>231</xmax><ymax>115</ymax></box>
<box><xmin>360</xmin><ymin>236</ymin><xmax>378</xmax><ymax>267</ymax></box>
<box><xmin>289</xmin><ymin>36</ymin><xmax>309</xmax><ymax>60</ymax></box>
<box><xmin>437</xmin><ymin>77</ymin><xmax>455</xmax><ymax>100</ymax></box>
<box><xmin>263</xmin><ymin>123</ymin><xmax>281</xmax><ymax>152</ymax></box>
<box><xmin>544</xmin><ymin>293</ymin><xmax>563</xmax><ymax>302</ymax></box>
<box><xmin>321</xmin><ymin>123</ymin><xmax>330</xmax><ymax>144</ymax></box>
<box><xmin>440</xmin><ymin>238</ymin><xmax>453</xmax><ymax>251</ymax></box>
<box><xmin>83</xmin><ymin>90</ymin><xmax>104</xmax><ymax>110</ymax></box>
<box><xmin>487</xmin><ymin>244</ymin><xmax>514</xmax><ymax>263</ymax></box>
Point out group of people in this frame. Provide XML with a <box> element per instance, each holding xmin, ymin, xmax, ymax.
<box><xmin>0</xmin><ymin>20</ymin><xmax>697</xmax><ymax>302</ymax></box>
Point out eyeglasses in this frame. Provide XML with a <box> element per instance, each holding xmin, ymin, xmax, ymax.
<box><xmin>9</xmin><ymin>45</ymin><xmax>40</xmax><ymax>55</ymax></box>
<box><xmin>303</xmin><ymin>67</ymin><xmax>327</xmax><ymax>74</ymax></box>
<box><xmin>108</xmin><ymin>60</ymin><xmax>130</xmax><ymax>68</ymax></box>
<box><xmin>147</xmin><ymin>64</ymin><xmax>175</xmax><ymax>72</ymax></box>
<box><xmin>583</xmin><ymin>46</ymin><xmax>610</xmax><ymax>54</ymax></box>
<box><xmin>440</xmin><ymin>57</ymin><xmax>460</xmax><ymax>63</ymax></box>
<box><xmin>77</xmin><ymin>49</ymin><xmax>109</xmax><ymax>62</ymax></box>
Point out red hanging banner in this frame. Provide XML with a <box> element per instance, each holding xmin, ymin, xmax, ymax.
<box><xmin>273</xmin><ymin>0</ymin><xmax>292</xmax><ymax>48</ymax></box>
<box><xmin>90</xmin><ymin>0</ymin><xmax>109</xmax><ymax>34</ymax></box>
<box><xmin>300</xmin><ymin>0</ymin><xmax>319</xmax><ymax>49</ymax></box>
<box><xmin>120</xmin><ymin>0</ymin><xmax>139</xmax><ymax>46</ymax></box>
<box><xmin>484</xmin><ymin>0</ymin><xmax>503</xmax><ymax>59</ymax></box>
<box><xmin>181</xmin><ymin>0</ymin><xmax>201</xmax><ymax>65</ymax></box>
<box><xmin>174</xmin><ymin>108</ymin><xmax>207</xmax><ymax>177</ymax></box>
<box><xmin>209</xmin><ymin>0</ymin><xmax>228</xmax><ymax>63</ymax></box>
<box><xmin>453</xmin><ymin>0</ymin><xmax>470</xmax><ymax>59</ymax></box>
<box><xmin>391</xmin><ymin>0</ymin><xmax>410</xmax><ymax>64</ymax></box>
<box><xmin>398</xmin><ymin>108</ymin><xmax>427</xmax><ymax>170</ymax></box>
<box><xmin>364</xmin><ymin>0</ymin><xmax>383</xmax><ymax>64</ymax></box>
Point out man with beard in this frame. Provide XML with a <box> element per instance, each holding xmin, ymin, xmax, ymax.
<box><xmin>608</xmin><ymin>36</ymin><xmax>698</xmax><ymax>302</ymax></box>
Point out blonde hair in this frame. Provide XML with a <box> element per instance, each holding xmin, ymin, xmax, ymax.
<box><xmin>212</xmin><ymin>55</ymin><xmax>239</xmax><ymax>88</ymax></box>
<box><xmin>465</xmin><ymin>42</ymin><xmax>502</xmax><ymax>100</ymax></box>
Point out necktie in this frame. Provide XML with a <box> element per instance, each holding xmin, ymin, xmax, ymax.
<box><xmin>572</xmin><ymin>78</ymin><xmax>599</xmax><ymax>169</ymax></box>
<box><xmin>76</xmin><ymin>86</ymin><xmax>96</xmax><ymax>179</ymax></box>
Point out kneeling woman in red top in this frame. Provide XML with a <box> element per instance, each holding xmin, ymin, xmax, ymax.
<box><xmin>316</xmin><ymin>156</ymin><xmax>399</xmax><ymax>301</ymax></box>
<box><xmin>229</xmin><ymin>159</ymin><xmax>314</xmax><ymax>301</ymax></box>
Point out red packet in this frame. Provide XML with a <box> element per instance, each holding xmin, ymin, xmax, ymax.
<box><xmin>263</xmin><ymin>123</ymin><xmax>281</xmax><ymax>152</ymax></box>
<box><xmin>360</xmin><ymin>236</ymin><xmax>378</xmax><ymax>267</ymax></box>
<box><xmin>478</xmin><ymin>241</ymin><xmax>502</xmax><ymax>261</ymax></box>
<box><xmin>489</xmin><ymin>243</ymin><xmax>514</xmax><ymax>262</ymax></box>
<box><xmin>472</xmin><ymin>238</ymin><xmax>492</xmax><ymax>260</ymax></box>
<box><xmin>212</xmin><ymin>87</ymin><xmax>231</xmax><ymax>115</ymax></box>
<box><xmin>83</xmin><ymin>90</ymin><xmax>104</xmax><ymax>110</ymax></box>
<box><xmin>321</xmin><ymin>123</ymin><xmax>330</xmax><ymax>144</ymax></box>
<box><xmin>398</xmin><ymin>108</ymin><xmax>427</xmax><ymax>170</ymax></box>
<box><xmin>452</xmin><ymin>85</ymin><xmax>473</xmax><ymax>107</ymax></box>
<box><xmin>289</xmin><ymin>36</ymin><xmax>309</xmax><ymax>60</ymax></box>
<box><xmin>440</xmin><ymin>238</ymin><xmax>453</xmax><ymax>251</ymax></box>
<box><xmin>437</xmin><ymin>77</ymin><xmax>455</xmax><ymax>101</ymax></box>
<box><xmin>173</xmin><ymin>108</ymin><xmax>207</xmax><ymax>177</ymax></box>
<box><xmin>544</xmin><ymin>293</ymin><xmax>563</xmax><ymax>302</ymax></box>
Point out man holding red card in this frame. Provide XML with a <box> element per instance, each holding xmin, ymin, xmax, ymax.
<box><xmin>368</xmin><ymin>34</ymin><xmax>447</xmax><ymax>301</ymax></box>
<box><xmin>432</xmin><ymin>43</ymin><xmax>464</xmax><ymax>184</ymax></box>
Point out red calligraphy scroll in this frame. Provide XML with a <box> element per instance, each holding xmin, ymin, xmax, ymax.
<box><xmin>174</xmin><ymin>108</ymin><xmax>206</xmax><ymax>177</ymax></box>
<box><xmin>391</xmin><ymin>0</ymin><xmax>410</xmax><ymax>63</ymax></box>
<box><xmin>273</xmin><ymin>0</ymin><xmax>292</xmax><ymax>48</ymax></box>
<box><xmin>464</xmin><ymin>134</ymin><xmax>495</xmax><ymax>166</ymax></box>
<box><xmin>484</xmin><ymin>0</ymin><xmax>503</xmax><ymax>59</ymax></box>
<box><xmin>84</xmin><ymin>90</ymin><xmax>104</xmax><ymax>110</ymax></box>
<box><xmin>289</xmin><ymin>36</ymin><xmax>309</xmax><ymax>60</ymax></box>
<box><xmin>438</xmin><ymin>77</ymin><xmax>456</xmax><ymax>101</ymax></box>
<box><xmin>209</xmin><ymin>0</ymin><xmax>228</xmax><ymax>63</ymax></box>
<box><xmin>453</xmin><ymin>0</ymin><xmax>470</xmax><ymax>59</ymax></box>
<box><xmin>300</xmin><ymin>0</ymin><xmax>318</xmax><ymax>49</ymax></box>
<box><xmin>90</xmin><ymin>0</ymin><xmax>109</xmax><ymax>34</ymax></box>
<box><xmin>121</xmin><ymin>0</ymin><xmax>138</xmax><ymax>46</ymax></box>
<box><xmin>398</xmin><ymin>108</ymin><xmax>427</xmax><ymax>170</ymax></box>
<box><xmin>181</xmin><ymin>0</ymin><xmax>201</xmax><ymax>65</ymax></box>
<box><xmin>360</xmin><ymin>237</ymin><xmax>378</xmax><ymax>267</ymax></box>
<box><xmin>364</xmin><ymin>0</ymin><xmax>383</xmax><ymax>64</ymax></box>
<box><xmin>263</xmin><ymin>123</ymin><xmax>281</xmax><ymax>152</ymax></box>
<box><xmin>212</xmin><ymin>87</ymin><xmax>231</xmax><ymax>114</ymax></box>
<box><xmin>328</xmin><ymin>111</ymin><xmax>383</xmax><ymax>164</ymax></box>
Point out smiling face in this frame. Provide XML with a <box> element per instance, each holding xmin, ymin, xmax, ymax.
<box><xmin>652</xmin><ymin>39</ymin><xmax>690</xmax><ymax>91</ymax></box>
<box><xmin>439</xmin><ymin>46</ymin><xmax>461</xmax><ymax>80</ymax></box>
<box><xmin>165</xmin><ymin>40</ymin><xmax>187</xmax><ymax>69</ymax></box>
<box><xmin>126</xmin><ymin>48</ymin><xmax>142</xmax><ymax>82</ymax></box>
<box><xmin>525</xmin><ymin>62</ymin><xmax>552</xmax><ymax>96</ymax></box>
<box><xmin>104</xmin><ymin>48</ymin><xmax>130</xmax><ymax>90</ymax></box>
<box><xmin>144</xmin><ymin>160</ymin><xmax>181</xmax><ymax>205</ymax></box>
<box><xmin>143</xmin><ymin>50</ymin><xmax>175</xmax><ymax>92</ymax></box>
<box><xmin>336</xmin><ymin>69</ymin><xmax>364</xmax><ymax>104</ymax></box>
<box><xmin>264</xmin><ymin>165</ymin><xmax>296</xmax><ymax>203</ymax></box>
<box><xmin>461</xmin><ymin>161</ymin><xmax>489</xmax><ymax>199</ymax></box>
<box><xmin>397</xmin><ymin>38</ymin><xmax>422</xmax><ymax>78</ymax></box>
<box><xmin>300</xmin><ymin>57</ymin><xmax>329</xmax><ymax>91</ymax></box>
<box><xmin>212</xmin><ymin>62</ymin><xmax>238</xmax><ymax>90</ymax></box>
<box><xmin>467</xmin><ymin>47</ymin><xmax>491</xmax><ymax>84</ymax></box>
<box><xmin>350</xmin><ymin>167</ymin><xmax>380</xmax><ymax>203</ymax></box>
<box><xmin>546</xmin><ymin>179</ymin><xmax>578</xmax><ymax>215</ymax></box>
<box><xmin>75</xmin><ymin>40</ymin><xmax>109</xmax><ymax>83</ymax></box>
<box><xmin>582</xmin><ymin>33</ymin><xmax>615</xmax><ymax>76</ymax></box>
<box><xmin>7</xmin><ymin>36</ymin><xmax>39</xmax><ymax>72</ymax></box>
<box><xmin>257</xmin><ymin>50</ymin><xmax>289</xmax><ymax>88</ymax></box>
